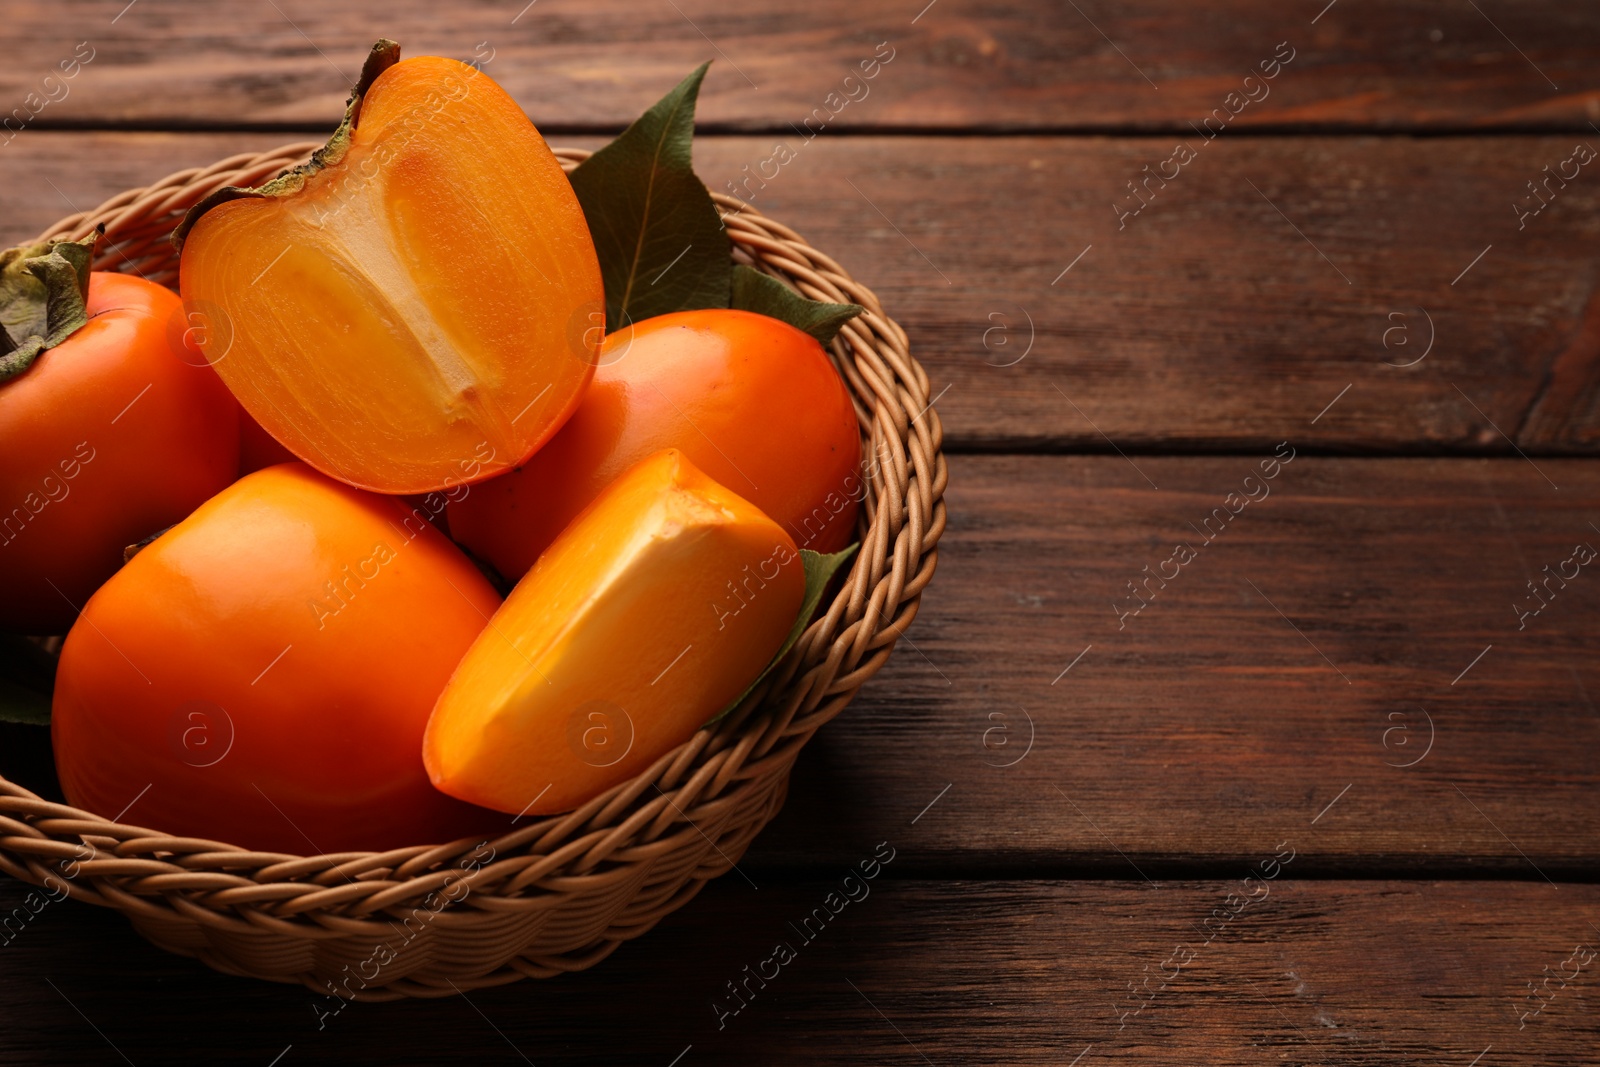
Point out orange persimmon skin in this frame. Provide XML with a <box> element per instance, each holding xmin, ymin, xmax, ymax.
<box><xmin>51</xmin><ymin>463</ymin><xmax>503</xmax><ymax>854</ymax></box>
<box><xmin>449</xmin><ymin>309</ymin><xmax>861</xmax><ymax>583</ymax></box>
<box><xmin>0</xmin><ymin>272</ymin><xmax>239</xmax><ymax>634</ymax></box>
<box><xmin>425</xmin><ymin>449</ymin><xmax>805</xmax><ymax>815</ymax></box>
<box><xmin>179</xmin><ymin>55</ymin><xmax>602</xmax><ymax>494</ymax></box>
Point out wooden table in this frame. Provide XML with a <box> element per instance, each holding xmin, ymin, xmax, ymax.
<box><xmin>3</xmin><ymin>2</ymin><xmax>1599</xmax><ymax>1063</ymax></box>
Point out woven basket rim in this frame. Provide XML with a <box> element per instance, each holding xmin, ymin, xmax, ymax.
<box><xmin>0</xmin><ymin>139</ymin><xmax>946</xmax><ymax>992</ymax></box>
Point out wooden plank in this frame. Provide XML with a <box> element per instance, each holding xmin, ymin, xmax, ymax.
<box><xmin>756</xmin><ymin>453</ymin><xmax>1600</xmax><ymax>876</ymax></box>
<box><xmin>5</xmin><ymin>456</ymin><xmax>1600</xmax><ymax>874</ymax></box>
<box><xmin>2</xmin><ymin>132</ymin><xmax>1599</xmax><ymax>452</ymax></box>
<box><xmin>1518</xmin><ymin>281</ymin><xmax>1600</xmax><ymax>449</ymax></box>
<box><xmin>3</xmin><ymin>2</ymin><xmax>1599</xmax><ymax>131</ymax></box>
<box><xmin>1</xmin><ymin>877</ymin><xmax>1595</xmax><ymax>1063</ymax></box>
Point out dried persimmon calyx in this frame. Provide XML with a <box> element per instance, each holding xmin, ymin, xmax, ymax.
<box><xmin>0</xmin><ymin>233</ymin><xmax>97</xmax><ymax>380</ymax></box>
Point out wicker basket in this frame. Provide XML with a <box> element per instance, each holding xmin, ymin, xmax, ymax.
<box><xmin>0</xmin><ymin>143</ymin><xmax>945</xmax><ymax>998</ymax></box>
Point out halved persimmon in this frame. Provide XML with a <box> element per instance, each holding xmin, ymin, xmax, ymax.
<box><xmin>176</xmin><ymin>41</ymin><xmax>603</xmax><ymax>494</ymax></box>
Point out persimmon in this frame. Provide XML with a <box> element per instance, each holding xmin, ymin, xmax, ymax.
<box><xmin>424</xmin><ymin>449</ymin><xmax>804</xmax><ymax>815</ymax></box>
<box><xmin>175</xmin><ymin>40</ymin><xmax>603</xmax><ymax>494</ymax></box>
<box><xmin>449</xmin><ymin>309</ymin><xmax>861</xmax><ymax>582</ymax></box>
<box><xmin>51</xmin><ymin>462</ymin><xmax>502</xmax><ymax>854</ymax></box>
<box><xmin>0</xmin><ymin>237</ymin><xmax>239</xmax><ymax>634</ymax></box>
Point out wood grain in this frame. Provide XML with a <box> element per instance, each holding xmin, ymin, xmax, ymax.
<box><xmin>5</xmin><ymin>455</ymin><xmax>1599</xmax><ymax>875</ymax></box>
<box><xmin>750</xmin><ymin>454</ymin><xmax>1600</xmax><ymax>877</ymax></box>
<box><xmin>3</xmin><ymin>132</ymin><xmax>1600</xmax><ymax>452</ymax></box>
<box><xmin>2</xmin><ymin>1</ymin><xmax>1598</xmax><ymax>131</ymax></box>
<box><xmin>1519</xmin><ymin>281</ymin><xmax>1600</xmax><ymax>449</ymax></box>
<box><xmin>1</xmin><ymin>876</ymin><xmax>1594</xmax><ymax>1064</ymax></box>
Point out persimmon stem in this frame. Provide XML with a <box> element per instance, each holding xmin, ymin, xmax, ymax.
<box><xmin>172</xmin><ymin>39</ymin><xmax>402</xmax><ymax>254</ymax></box>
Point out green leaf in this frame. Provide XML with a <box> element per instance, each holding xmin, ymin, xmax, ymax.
<box><xmin>569</xmin><ymin>62</ymin><xmax>731</xmax><ymax>331</ymax></box>
<box><xmin>0</xmin><ymin>635</ymin><xmax>57</xmax><ymax>725</ymax></box>
<box><xmin>730</xmin><ymin>265</ymin><xmax>864</xmax><ymax>346</ymax></box>
<box><xmin>707</xmin><ymin>544</ymin><xmax>858</xmax><ymax>725</ymax></box>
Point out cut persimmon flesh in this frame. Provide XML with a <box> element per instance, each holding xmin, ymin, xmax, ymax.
<box><xmin>176</xmin><ymin>41</ymin><xmax>602</xmax><ymax>493</ymax></box>
<box><xmin>423</xmin><ymin>449</ymin><xmax>805</xmax><ymax>815</ymax></box>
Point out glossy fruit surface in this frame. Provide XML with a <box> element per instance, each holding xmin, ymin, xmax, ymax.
<box><xmin>52</xmin><ymin>462</ymin><xmax>503</xmax><ymax>853</ymax></box>
<box><xmin>450</xmin><ymin>308</ymin><xmax>861</xmax><ymax>581</ymax></box>
<box><xmin>425</xmin><ymin>449</ymin><xmax>804</xmax><ymax>815</ymax></box>
<box><xmin>177</xmin><ymin>44</ymin><xmax>602</xmax><ymax>494</ymax></box>
<box><xmin>0</xmin><ymin>271</ymin><xmax>239</xmax><ymax>633</ymax></box>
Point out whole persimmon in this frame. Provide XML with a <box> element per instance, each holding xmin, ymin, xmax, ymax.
<box><xmin>449</xmin><ymin>309</ymin><xmax>862</xmax><ymax>582</ymax></box>
<box><xmin>51</xmin><ymin>462</ymin><xmax>502</xmax><ymax>854</ymax></box>
<box><xmin>0</xmin><ymin>237</ymin><xmax>239</xmax><ymax>634</ymax></box>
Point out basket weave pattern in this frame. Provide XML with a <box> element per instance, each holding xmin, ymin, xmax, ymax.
<box><xmin>0</xmin><ymin>144</ymin><xmax>946</xmax><ymax>998</ymax></box>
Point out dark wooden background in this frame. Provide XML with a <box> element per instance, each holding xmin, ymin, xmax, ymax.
<box><xmin>3</xmin><ymin>1</ymin><xmax>1600</xmax><ymax>1063</ymax></box>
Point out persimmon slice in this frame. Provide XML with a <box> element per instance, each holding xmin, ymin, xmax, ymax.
<box><xmin>423</xmin><ymin>449</ymin><xmax>805</xmax><ymax>815</ymax></box>
<box><xmin>176</xmin><ymin>41</ymin><xmax>602</xmax><ymax>493</ymax></box>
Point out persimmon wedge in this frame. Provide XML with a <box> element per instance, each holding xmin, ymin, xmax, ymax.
<box><xmin>424</xmin><ymin>449</ymin><xmax>804</xmax><ymax>815</ymax></box>
<box><xmin>175</xmin><ymin>40</ymin><xmax>603</xmax><ymax>494</ymax></box>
